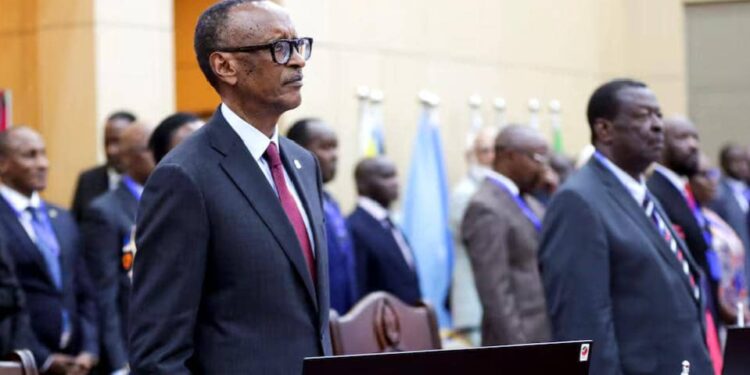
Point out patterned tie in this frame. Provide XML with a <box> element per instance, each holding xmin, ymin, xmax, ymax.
<box><xmin>27</xmin><ymin>206</ymin><xmax>71</xmax><ymax>349</ymax></box>
<box><xmin>264</xmin><ymin>142</ymin><xmax>316</xmax><ymax>282</ymax></box>
<box><xmin>27</xmin><ymin>207</ymin><xmax>62</xmax><ymax>289</ymax></box>
<box><xmin>383</xmin><ymin>217</ymin><xmax>415</xmax><ymax>269</ymax></box>
<box><xmin>642</xmin><ymin>194</ymin><xmax>700</xmax><ymax>301</ymax></box>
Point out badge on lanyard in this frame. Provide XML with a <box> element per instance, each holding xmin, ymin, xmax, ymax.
<box><xmin>122</xmin><ymin>226</ymin><xmax>137</xmax><ymax>278</ymax></box>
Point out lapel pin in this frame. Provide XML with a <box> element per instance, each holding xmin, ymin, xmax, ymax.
<box><xmin>294</xmin><ymin>159</ymin><xmax>302</xmax><ymax>169</ymax></box>
<box><xmin>48</xmin><ymin>208</ymin><xmax>58</xmax><ymax>218</ymax></box>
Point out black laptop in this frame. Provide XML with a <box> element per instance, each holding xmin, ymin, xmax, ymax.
<box><xmin>304</xmin><ymin>340</ymin><xmax>593</xmax><ymax>375</ymax></box>
<box><xmin>723</xmin><ymin>327</ymin><xmax>750</xmax><ymax>375</ymax></box>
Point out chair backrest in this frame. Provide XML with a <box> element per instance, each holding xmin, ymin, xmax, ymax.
<box><xmin>329</xmin><ymin>291</ymin><xmax>441</xmax><ymax>355</ymax></box>
<box><xmin>0</xmin><ymin>350</ymin><xmax>38</xmax><ymax>375</ymax></box>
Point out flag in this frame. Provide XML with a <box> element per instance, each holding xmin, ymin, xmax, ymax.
<box><xmin>358</xmin><ymin>95</ymin><xmax>385</xmax><ymax>157</ymax></box>
<box><xmin>552</xmin><ymin>123</ymin><xmax>564</xmax><ymax>153</ymax></box>
<box><xmin>402</xmin><ymin>105</ymin><xmax>454</xmax><ymax>327</ymax></box>
<box><xmin>0</xmin><ymin>90</ymin><xmax>10</xmax><ymax>131</ymax></box>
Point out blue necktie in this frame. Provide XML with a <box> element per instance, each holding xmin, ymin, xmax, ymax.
<box><xmin>27</xmin><ymin>207</ymin><xmax>62</xmax><ymax>289</ymax></box>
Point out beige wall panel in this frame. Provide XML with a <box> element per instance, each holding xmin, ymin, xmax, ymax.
<box><xmin>0</xmin><ymin>32</ymin><xmax>40</xmax><ymax>129</ymax></box>
<box><xmin>94</xmin><ymin>0</ymin><xmax>172</xmax><ymax>27</ymax></box>
<box><xmin>37</xmin><ymin>0</ymin><xmax>92</xmax><ymax>27</ymax></box>
<box><xmin>37</xmin><ymin>26</ymin><xmax>97</xmax><ymax>206</ymax></box>
<box><xmin>687</xmin><ymin>1</ymin><xmax>750</xmax><ymax>162</ymax></box>
<box><xmin>95</xmin><ymin>26</ymin><xmax>176</xmax><ymax>126</ymax></box>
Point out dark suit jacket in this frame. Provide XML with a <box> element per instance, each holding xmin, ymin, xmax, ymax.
<box><xmin>0</xmin><ymin>199</ymin><xmax>98</xmax><ymax>365</ymax></box>
<box><xmin>539</xmin><ymin>158</ymin><xmax>712</xmax><ymax>375</ymax></box>
<box><xmin>347</xmin><ymin>206</ymin><xmax>421</xmax><ymax>306</ymax></box>
<box><xmin>709</xmin><ymin>178</ymin><xmax>750</xmax><ymax>281</ymax></box>
<box><xmin>0</xmin><ymin>236</ymin><xmax>29</xmax><ymax>357</ymax></box>
<box><xmin>71</xmin><ymin>165</ymin><xmax>110</xmax><ymax>221</ymax></box>
<box><xmin>462</xmin><ymin>179</ymin><xmax>551</xmax><ymax>346</ymax></box>
<box><xmin>80</xmin><ymin>182</ymin><xmax>137</xmax><ymax>370</ymax></box>
<box><xmin>129</xmin><ymin>110</ymin><xmax>331</xmax><ymax>375</ymax></box>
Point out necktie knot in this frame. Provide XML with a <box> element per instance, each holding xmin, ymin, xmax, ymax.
<box><xmin>264</xmin><ymin>142</ymin><xmax>282</xmax><ymax>169</ymax></box>
<box><xmin>26</xmin><ymin>206</ymin><xmax>40</xmax><ymax>221</ymax></box>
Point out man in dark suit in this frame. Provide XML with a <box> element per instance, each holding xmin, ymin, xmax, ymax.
<box><xmin>710</xmin><ymin>144</ymin><xmax>750</xmax><ymax>282</ymax></box>
<box><xmin>462</xmin><ymin>125</ymin><xmax>551</xmax><ymax>346</ymax></box>
<box><xmin>0</xmin><ymin>236</ymin><xmax>28</xmax><ymax>358</ymax></box>
<box><xmin>0</xmin><ymin>127</ymin><xmax>98</xmax><ymax>374</ymax></box>
<box><xmin>71</xmin><ymin>111</ymin><xmax>136</xmax><ymax>221</ymax></box>
<box><xmin>288</xmin><ymin>118</ymin><xmax>358</xmax><ymax>314</ymax></box>
<box><xmin>81</xmin><ymin>124</ymin><xmax>154</xmax><ymax>374</ymax></box>
<box><xmin>128</xmin><ymin>1</ymin><xmax>329</xmax><ymax>374</ymax></box>
<box><xmin>348</xmin><ymin>157</ymin><xmax>421</xmax><ymax>305</ymax></box>
<box><xmin>539</xmin><ymin>79</ymin><xmax>713</xmax><ymax>374</ymax></box>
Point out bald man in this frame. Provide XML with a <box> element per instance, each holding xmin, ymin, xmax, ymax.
<box><xmin>461</xmin><ymin>125</ymin><xmax>551</xmax><ymax>346</ymax></box>
<box><xmin>449</xmin><ymin>126</ymin><xmax>497</xmax><ymax>345</ymax></box>
<box><xmin>0</xmin><ymin>127</ymin><xmax>99</xmax><ymax>374</ymax></box>
<box><xmin>348</xmin><ymin>157</ymin><xmax>421</xmax><ymax>305</ymax></box>
<box><xmin>81</xmin><ymin>123</ymin><xmax>154</xmax><ymax>374</ymax></box>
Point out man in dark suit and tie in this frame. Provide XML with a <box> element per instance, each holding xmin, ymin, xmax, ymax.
<box><xmin>539</xmin><ymin>79</ymin><xmax>713</xmax><ymax>374</ymax></box>
<box><xmin>71</xmin><ymin>111</ymin><xmax>136</xmax><ymax>221</ymax></box>
<box><xmin>287</xmin><ymin>118</ymin><xmax>359</xmax><ymax>314</ymax></box>
<box><xmin>0</xmin><ymin>127</ymin><xmax>98</xmax><ymax>375</ymax></box>
<box><xmin>81</xmin><ymin>123</ymin><xmax>154</xmax><ymax>374</ymax></box>
<box><xmin>710</xmin><ymin>144</ymin><xmax>750</xmax><ymax>283</ymax></box>
<box><xmin>347</xmin><ymin>157</ymin><xmax>421</xmax><ymax>305</ymax></box>
<box><xmin>462</xmin><ymin>125</ymin><xmax>552</xmax><ymax>346</ymax></box>
<box><xmin>128</xmin><ymin>1</ymin><xmax>329</xmax><ymax>374</ymax></box>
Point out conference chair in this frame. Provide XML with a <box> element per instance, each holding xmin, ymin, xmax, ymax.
<box><xmin>0</xmin><ymin>350</ymin><xmax>38</xmax><ymax>375</ymax></box>
<box><xmin>329</xmin><ymin>291</ymin><xmax>441</xmax><ymax>355</ymax></box>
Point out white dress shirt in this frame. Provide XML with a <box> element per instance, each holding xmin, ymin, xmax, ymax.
<box><xmin>107</xmin><ymin>167</ymin><xmax>122</xmax><ymax>191</ymax></box>
<box><xmin>654</xmin><ymin>164</ymin><xmax>689</xmax><ymax>196</ymax></box>
<box><xmin>593</xmin><ymin>151</ymin><xmax>648</xmax><ymax>205</ymax></box>
<box><xmin>485</xmin><ymin>169</ymin><xmax>520</xmax><ymax>196</ymax></box>
<box><xmin>221</xmin><ymin>103</ymin><xmax>315</xmax><ymax>252</ymax></box>
<box><xmin>0</xmin><ymin>184</ymin><xmax>42</xmax><ymax>243</ymax></box>
<box><xmin>357</xmin><ymin>196</ymin><xmax>415</xmax><ymax>268</ymax></box>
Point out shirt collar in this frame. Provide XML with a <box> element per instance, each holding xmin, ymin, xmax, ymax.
<box><xmin>221</xmin><ymin>103</ymin><xmax>279</xmax><ymax>161</ymax></box>
<box><xmin>357</xmin><ymin>196</ymin><xmax>389</xmax><ymax>221</ymax></box>
<box><xmin>485</xmin><ymin>169</ymin><xmax>520</xmax><ymax>196</ymax></box>
<box><xmin>653</xmin><ymin>164</ymin><xmax>688</xmax><ymax>194</ymax></box>
<box><xmin>593</xmin><ymin>151</ymin><xmax>648</xmax><ymax>204</ymax></box>
<box><xmin>0</xmin><ymin>185</ymin><xmax>41</xmax><ymax>213</ymax></box>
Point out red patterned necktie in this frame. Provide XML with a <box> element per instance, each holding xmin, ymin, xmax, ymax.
<box><xmin>264</xmin><ymin>142</ymin><xmax>316</xmax><ymax>283</ymax></box>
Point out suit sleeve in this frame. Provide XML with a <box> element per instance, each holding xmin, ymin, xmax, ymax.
<box><xmin>462</xmin><ymin>201</ymin><xmax>525</xmax><ymax>343</ymax></box>
<box><xmin>74</xmin><ymin>252</ymin><xmax>99</xmax><ymax>357</ymax></box>
<box><xmin>80</xmin><ymin>204</ymin><xmax>127</xmax><ymax>368</ymax></box>
<box><xmin>538</xmin><ymin>190</ymin><xmax>622</xmax><ymax>375</ymax></box>
<box><xmin>71</xmin><ymin>173</ymin><xmax>89</xmax><ymax>222</ymax></box>
<box><xmin>129</xmin><ymin>164</ymin><xmax>209</xmax><ymax>375</ymax></box>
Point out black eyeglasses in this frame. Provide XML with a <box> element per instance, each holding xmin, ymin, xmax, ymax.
<box><xmin>215</xmin><ymin>37</ymin><xmax>313</xmax><ymax>65</ymax></box>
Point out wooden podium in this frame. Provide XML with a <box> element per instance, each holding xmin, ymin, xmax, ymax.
<box><xmin>304</xmin><ymin>340</ymin><xmax>593</xmax><ymax>375</ymax></box>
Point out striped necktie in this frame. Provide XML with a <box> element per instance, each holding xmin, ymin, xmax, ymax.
<box><xmin>642</xmin><ymin>193</ymin><xmax>700</xmax><ymax>301</ymax></box>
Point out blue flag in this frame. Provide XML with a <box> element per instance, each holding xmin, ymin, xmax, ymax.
<box><xmin>402</xmin><ymin>106</ymin><xmax>454</xmax><ymax>328</ymax></box>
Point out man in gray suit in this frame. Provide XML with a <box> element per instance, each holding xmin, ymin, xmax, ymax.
<box><xmin>128</xmin><ymin>1</ymin><xmax>329</xmax><ymax>374</ymax></box>
<box><xmin>462</xmin><ymin>125</ymin><xmax>551</xmax><ymax>346</ymax></box>
<box><xmin>710</xmin><ymin>144</ymin><xmax>750</xmax><ymax>282</ymax></box>
<box><xmin>540</xmin><ymin>79</ymin><xmax>713</xmax><ymax>374</ymax></box>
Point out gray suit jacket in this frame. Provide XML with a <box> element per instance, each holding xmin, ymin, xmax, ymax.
<box><xmin>540</xmin><ymin>158</ymin><xmax>712</xmax><ymax>375</ymax></box>
<box><xmin>709</xmin><ymin>178</ymin><xmax>750</xmax><ymax>281</ymax></box>
<box><xmin>462</xmin><ymin>178</ymin><xmax>551</xmax><ymax>346</ymax></box>
<box><xmin>128</xmin><ymin>109</ymin><xmax>331</xmax><ymax>374</ymax></box>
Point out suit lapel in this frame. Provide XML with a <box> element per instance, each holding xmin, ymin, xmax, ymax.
<box><xmin>0</xmin><ymin>198</ymin><xmax>58</xmax><ymax>287</ymax></box>
<box><xmin>209</xmin><ymin>116</ymin><xmax>318</xmax><ymax>310</ymax></box>
<box><xmin>114</xmin><ymin>183</ymin><xmax>138</xmax><ymax>219</ymax></box>
<box><xmin>278</xmin><ymin>139</ymin><xmax>329</xmax><ymax>324</ymax></box>
<box><xmin>590</xmin><ymin>159</ymin><xmax>700</xmax><ymax>304</ymax></box>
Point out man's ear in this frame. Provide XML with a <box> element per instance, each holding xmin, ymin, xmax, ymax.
<box><xmin>592</xmin><ymin>118</ymin><xmax>614</xmax><ymax>145</ymax></box>
<box><xmin>210</xmin><ymin>51</ymin><xmax>239</xmax><ymax>86</ymax></box>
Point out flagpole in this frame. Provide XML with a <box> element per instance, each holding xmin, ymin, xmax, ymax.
<box><xmin>369</xmin><ymin>89</ymin><xmax>385</xmax><ymax>155</ymax></box>
<box><xmin>467</xmin><ymin>94</ymin><xmax>483</xmax><ymax>153</ymax></box>
<box><xmin>493</xmin><ymin>97</ymin><xmax>506</xmax><ymax>130</ymax></box>
<box><xmin>356</xmin><ymin>86</ymin><xmax>371</xmax><ymax>156</ymax></box>
<box><xmin>528</xmin><ymin>97</ymin><xmax>541</xmax><ymax>129</ymax></box>
<box><xmin>549</xmin><ymin>99</ymin><xmax>563</xmax><ymax>153</ymax></box>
